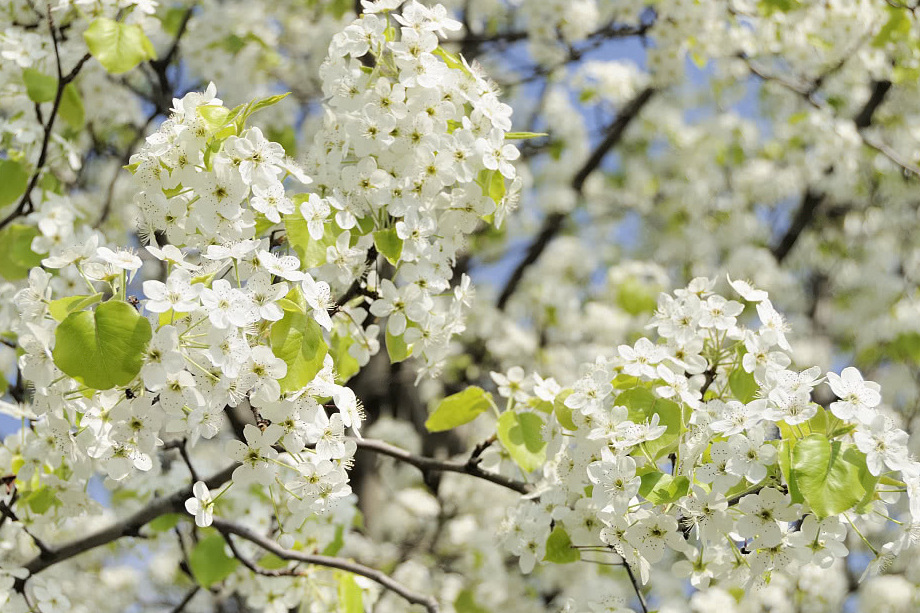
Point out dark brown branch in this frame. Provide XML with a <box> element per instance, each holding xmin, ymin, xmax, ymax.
<box><xmin>16</xmin><ymin>463</ymin><xmax>237</xmax><ymax>587</ymax></box>
<box><xmin>0</xmin><ymin>495</ymin><xmax>53</xmax><ymax>557</ymax></box>
<box><xmin>168</xmin><ymin>586</ymin><xmax>200</xmax><ymax>613</ymax></box>
<box><xmin>220</xmin><ymin>531</ymin><xmax>300</xmax><ymax>578</ymax></box>
<box><xmin>769</xmin><ymin>79</ymin><xmax>895</xmax><ymax>262</ymax></box>
<box><xmin>355</xmin><ymin>437</ymin><xmax>533</xmax><ymax>495</ymax></box>
<box><xmin>496</xmin><ymin>87</ymin><xmax>656</xmax><ymax>310</ymax></box>
<box><xmin>571</xmin><ymin>87</ymin><xmax>656</xmax><ymax>193</ymax></box>
<box><xmin>211</xmin><ymin>517</ymin><xmax>441</xmax><ymax>613</ymax></box>
<box><xmin>0</xmin><ymin>44</ymin><xmax>90</xmax><ymax>231</ymax></box>
<box><xmin>623</xmin><ymin>559</ymin><xmax>649</xmax><ymax>613</ymax></box>
<box><xmin>853</xmin><ymin>80</ymin><xmax>892</xmax><ymax>129</ymax></box>
<box><xmin>770</xmin><ymin>189</ymin><xmax>824</xmax><ymax>263</ymax></box>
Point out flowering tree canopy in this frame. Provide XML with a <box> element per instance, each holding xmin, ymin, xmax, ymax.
<box><xmin>3</xmin><ymin>1</ymin><xmax>920</xmax><ymax>612</ymax></box>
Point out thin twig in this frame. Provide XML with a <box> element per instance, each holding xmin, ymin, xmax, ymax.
<box><xmin>168</xmin><ymin>586</ymin><xmax>199</xmax><ymax>613</ymax></box>
<box><xmin>0</xmin><ymin>15</ymin><xmax>90</xmax><ymax>232</ymax></box>
<box><xmin>0</xmin><ymin>498</ymin><xmax>53</xmax><ymax>558</ymax></box>
<box><xmin>496</xmin><ymin>87</ymin><xmax>656</xmax><ymax>310</ymax></box>
<box><xmin>354</xmin><ymin>437</ymin><xmax>533</xmax><ymax>495</ymax></box>
<box><xmin>623</xmin><ymin>560</ymin><xmax>649</xmax><ymax>613</ymax></box>
<box><xmin>15</xmin><ymin>463</ymin><xmax>237</xmax><ymax>590</ymax></box>
<box><xmin>211</xmin><ymin>517</ymin><xmax>441</xmax><ymax>613</ymax></box>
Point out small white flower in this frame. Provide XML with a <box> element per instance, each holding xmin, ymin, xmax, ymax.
<box><xmin>184</xmin><ymin>481</ymin><xmax>215</xmax><ymax>527</ymax></box>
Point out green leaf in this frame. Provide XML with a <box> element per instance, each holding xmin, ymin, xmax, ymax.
<box><xmin>59</xmin><ymin>83</ymin><xmax>85</xmax><ymax>129</ymax></box>
<box><xmin>616</xmin><ymin>276</ymin><xmax>658</xmax><ymax>315</ymax></box>
<box><xmin>321</xmin><ymin>524</ymin><xmax>345</xmax><ymax>556</ymax></box>
<box><xmin>336</xmin><ymin>572</ymin><xmax>363</xmax><ymax>613</ymax></box>
<box><xmin>197</xmin><ymin>104</ymin><xmax>231</xmax><ymax>131</ymax></box>
<box><xmin>612</xmin><ymin>374</ymin><xmax>641</xmax><ymax>389</ymax></box>
<box><xmin>385</xmin><ymin>328</ymin><xmax>411</xmax><ymax>363</ymax></box>
<box><xmin>159</xmin><ymin>7</ymin><xmax>189</xmax><ymax>37</ymax></box>
<box><xmin>432</xmin><ymin>46</ymin><xmax>466</xmax><ymax>72</ymax></box>
<box><xmin>729</xmin><ymin>366</ymin><xmax>757</xmax><ymax>403</ymax></box>
<box><xmin>285</xmin><ymin>213</ymin><xmax>338</xmax><ymax>268</ymax></box>
<box><xmin>497</xmin><ymin>411</ymin><xmax>546</xmax><ymax>473</ymax></box>
<box><xmin>639</xmin><ymin>471</ymin><xmax>690</xmax><ymax>505</ymax></box>
<box><xmin>25</xmin><ymin>486</ymin><xmax>58</xmax><ymax>514</ymax></box>
<box><xmin>83</xmin><ymin>18</ymin><xmax>157</xmax><ymax>75</ymax></box>
<box><xmin>49</xmin><ymin>293</ymin><xmax>104</xmax><ymax>322</ymax></box>
<box><xmin>270</xmin><ymin>311</ymin><xmax>328</xmax><ymax>393</ymax></box>
<box><xmin>22</xmin><ymin>68</ymin><xmax>57</xmax><ymax>103</ymax></box>
<box><xmin>544</xmin><ymin>525</ymin><xmax>579</xmax><ymax>564</ymax></box>
<box><xmin>791</xmin><ymin>434</ymin><xmax>876</xmax><ymax>518</ymax></box>
<box><xmin>425</xmin><ymin>386</ymin><xmax>493</xmax><ymax>432</ymax></box>
<box><xmin>553</xmin><ymin>389</ymin><xmax>577</xmax><ymax>430</ymax></box>
<box><xmin>505</xmin><ymin>131</ymin><xmax>548</xmax><ymax>140</ymax></box>
<box><xmin>0</xmin><ymin>223</ymin><xmax>42</xmax><ymax>281</ymax></box>
<box><xmin>778</xmin><ymin>440</ymin><xmax>804</xmax><ymax>504</ymax></box>
<box><xmin>758</xmin><ymin>0</ymin><xmax>800</xmax><ymax>14</ymax></box>
<box><xmin>330</xmin><ymin>333</ymin><xmax>360</xmax><ymax>383</ymax></box>
<box><xmin>249</xmin><ymin>93</ymin><xmax>289</xmax><ymax>114</ymax></box>
<box><xmin>52</xmin><ymin>300</ymin><xmax>152</xmax><ymax>390</ymax></box>
<box><xmin>148</xmin><ymin>513</ymin><xmax>181</xmax><ymax>533</ymax></box>
<box><xmin>189</xmin><ymin>532</ymin><xmax>239</xmax><ymax>587</ymax></box>
<box><xmin>616</xmin><ymin>387</ymin><xmax>683</xmax><ymax>459</ymax></box>
<box><xmin>268</xmin><ymin>125</ymin><xmax>297</xmax><ymax>156</ymax></box>
<box><xmin>373</xmin><ymin>228</ymin><xmax>403</xmax><ymax>265</ymax></box>
<box><xmin>475</xmin><ymin>168</ymin><xmax>506</xmax><ymax>204</ymax></box>
<box><xmin>257</xmin><ymin>553</ymin><xmax>290</xmax><ymax>570</ymax></box>
<box><xmin>873</xmin><ymin>6</ymin><xmax>911</xmax><ymax>48</ymax></box>
<box><xmin>454</xmin><ymin>589</ymin><xmax>489</xmax><ymax>613</ymax></box>
<box><xmin>0</xmin><ymin>159</ymin><xmax>29</xmax><ymax>209</ymax></box>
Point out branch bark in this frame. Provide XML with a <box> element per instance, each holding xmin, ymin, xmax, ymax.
<box><xmin>354</xmin><ymin>437</ymin><xmax>533</xmax><ymax>495</ymax></box>
<box><xmin>770</xmin><ymin>189</ymin><xmax>824</xmax><ymax>263</ymax></box>
<box><xmin>211</xmin><ymin>517</ymin><xmax>441</xmax><ymax>613</ymax></box>
<box><xmin>16</xmin><ymin>464</ymin><xmax>236</xmax><ymax>585</ymax></box>
<box><xmin>496</xmin><ymin>87</ymin><xmax>656</xmax><ymax>310</ymax></box>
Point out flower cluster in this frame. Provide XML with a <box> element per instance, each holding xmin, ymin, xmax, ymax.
<box><xmin>495</xmin><ymin>277</ymin><xmax>919</xmax><ymax>590</ymax></box>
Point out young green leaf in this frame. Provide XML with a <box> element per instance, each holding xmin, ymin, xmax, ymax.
<box><xmin>454</xmin><ymin>590</ymin><xmax>489</xmax><ymax>613</ymax></box>
<box><xmin>791</xmin><ymin>434</ymin><xmax>876</xmax><ymax>518</ymax></box>
<box><xmin>285</xmin><ymin>213</ymin><xmax>338</xmax><ymax>268</ymax></box>
<box><xmin>0</xmin><ymin>223</ymin><xmax>43</xmax><ymax>281</ymax></box>
<box><xmin>385</xmin><ymin>328</ymin><xmax>411</xmax><ymax>363</ymax></box>
<box><xmin>553</xmin><ymin>389</ymin><xmax>577</xmax><ymax>430</ymax></box>
<box><xmin>59</xmin><ymin>83</ymin><xmax>85</xmax><ymax>129</ymax></box>
<box><xmin>189</xmin><ymin>533</ymin><xmax>239</xmax><ymax>587</ymax></box>
<box><xmin>638</xmin><ymin>472</ymin><xmax>690</xmax><ymax>505</ymax></box>
<box><xmin>728</xmin><ymin>366</ymin><xmax>757</xmax><ymax>403</ymax></box>
<box><xmin>336</xmin><ymin>572</ymin><xmax>364</xmax><ymax>613</ymax></box>
<box><xmin>497</xmin><ymin>411</ymin><xmax>546</xmax><ymax>472</ymax></box>
<box><xmin>505</xmin><ymin>131</ymin><xmax>549</xmax><ymax>140</ymax></box>
<box><xmin>52</xmin><ymin>300</ymin><xmax>152</xmax><ymax>390</ymax></box>
<box><xmin>330</xmin><ymin>333</ymin><xmax>361</xmax><ymax>383</ymax></box>
<box><xmin>270</xmin><ymin>311</ymin><xmax>328</xmax><ymax>392</ymax></box>
<box><xmin>83</xmin><ymin>18</ymin><xmax>157</xmax><ymax>75</ymax></box>
<box><xmin>49</xmin><ymin>293</ymin><xmax>104</xmax><ymax>322</ymax></box>
<box><xmin>544</xmin><ymin>525</ymin><xmax>579</xmax><ymax>564</ymax></box>
<box><xmin>0</xmin><ymin>160</ymin><xmax>29</xmax><ymax>209</ymax></box>
<box><xmin>22</xmin><ymin>68</ymin><xmax>57</xmax><ymax>103</ymax></box>
<box><xmin>425</xmin><ymin>386</ymin><xmax>493</xmax><ymax>432</ymax></box>
<box><xmin>373</xmin><ymin>228</ymin><xmax>403</xmax><ymax>264</ymax></box>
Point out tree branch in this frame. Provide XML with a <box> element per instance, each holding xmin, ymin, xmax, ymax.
<box><xmin>770</xmin><ymin>189</ymin><xmax>824</xmax><ymax>263</ymax></box>
<box><xmin>211</xmin><ymin>517</ymin><xmax>441</xmax><ymax>613</ymax></box>
<box><xmin>16</xmin><ymin>464</ymin><xmax>236</xmax><ymax>586</ymax></box>
<box><xmin>354</xmin><ymin>437</ymin><xmax>533</xmax><ymax>495</ymax></box>
<box><xmin>168</xmin><ymin>586</ymin><xmax>200</xmax><ymax>613</ymax></box>
<box><xmin>623</xmin><ymin>559</ymin><xmax>649</xmax><ymax>613</ymax></box>
<box><xmin>0</xmin><ymin>28</ymin><xmax>91</xmax><ymax>232</ymax></box>
<box><xmin>496</xmin><ymin>87</ymin><xmax>656</xmax><ymax>310</ymax></box>
<box><xmin>767</xmin><ymin>79</ymin><xmax>895</xmax><ymax>263</ymax></box>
